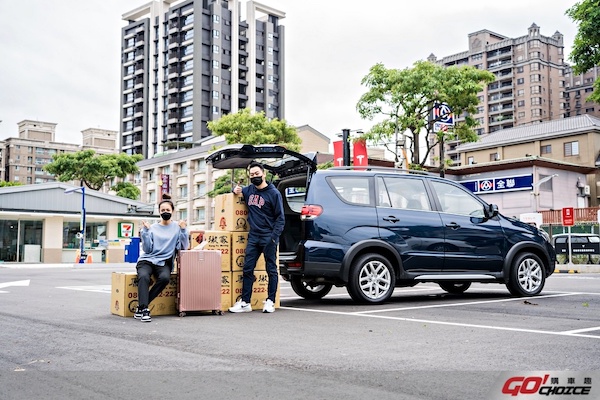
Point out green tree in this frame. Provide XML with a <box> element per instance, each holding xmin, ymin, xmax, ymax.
<box><xmin>207</xmin><ymin>108</ymin><xmax>301</xmax><ymax>152</ymax></box>
<box><xmin>567</xmin><ymin>0</ymin><xmax>600</xmax><ymax>102</ymax></box>
<box><xmin>356</xmin><ymin>61</ymin><xmax>495</xmax><ymax>169</ymax></box>
<box><xmin>110</xmin><ymin>181</ymin><xmax>141</xmax><ymax>200</ymax></box>
<box><xmin>0</xmin><ymin>181</ymin><xmax>22</xmax><ymax>187</ymax></box>
<box><xmin>206</xmin><ymin>108</ymin><xmax>302</xmax><ymax>196</ymax></box>
<box><xmin>44</xmin><ymin>150</ymin><xmax>143</xmax><ymax>191</ymax></box>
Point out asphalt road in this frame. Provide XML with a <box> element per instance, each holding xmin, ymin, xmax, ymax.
<box><xmin>1</xmin><ymin>264</ymin><xmax>599</xmax><ymax>399</ymax></box>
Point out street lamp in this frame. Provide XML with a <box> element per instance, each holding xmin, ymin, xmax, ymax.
<box><xmin>338</xmin><ymin>129</ymin><xmax>363</xmax><ymax>166</ymax></box>
<box><xmin>64</xmin><ymin>186</ymin><xmax>86</xmax><ymax>263</ymax></box>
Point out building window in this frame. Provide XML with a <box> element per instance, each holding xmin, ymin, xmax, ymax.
<box><xmin>517</xmin><ymin>112</ymin><xmax>525</xmax><ymax>118</ymax></box>
<box><xmin>212</xmin><ymin>29</ymin><xmax>219</xmax><ymax>38</ymax></box>
<box><xmin>530</xmin><ymin>74</ymin><xmax>541</xmax><ymax>82</ymax></box>
<box><xmin>471</xmin><ymin>53</ymin><xmax>482</xmax><ymax>60</ymax></box>
<box><xmin>467</xmin><ymin>156</ymin><xmax>475</xmax><ymax>165</ymax></box>
<box><xmin>212</xmin><ymin>76</ymin><xmax>219</xmax><ymax>84</ymax></box>
<box><xmin>540</xmin><ymin>144</ymin><xmax>551</xmax><ymax>154</ymax></box>
<box><xmin>531</xmin><ymin>97</ymin><xmax>542</xmax><ymax>105</ymax></box>
<box><xmin>194</xmin><ymin>207</ymin><xmax>205</xmax><ymax>222</ymax></box>
<box><xmin>179</xmin><ymin>162</ymin><xmax>188</xmax><ymax>174</ymax></box>
<box><xmin>517</xmin><ymin>78</ymin><xmax>524</xmax><ymax>84</ymax></box>
<box><xmin>531</xmin><ymin>86</ymin><xmax>541</xmax><ymax>94</ymax></box>
<box><xmin>179</xmin><ymin>185</ymin><xmax>188</xmax><ymax>197</ymax></box>
<box><xmin>564</xmin><ymin>141</ymin><xmax>579</xmax><ymax>157</ymax></box>
<box><xmin>196</xmin><ymin>159</ymin><xmax>206</xmax><ymax>171</ymax></box>
<box><xmin>212</xmin><ymin>90</ymin><xmax>219</xmax><ymax>99</ymax></box>
<box><xmin>213</xmin><ymin>15</ymin><xmax>220</xmax><ymax>23</ymax></box>
<box><xmin>530</xmin><ymin>62</ymin><xmax>540</xmax><ymax>71</ymax></box>
<box><xmin>517</xmin><ymin>100</ymin><xmax>525</xmax><ymax>107</ymax></box>
<box><xmin>212</xmin><ymin>60</ymin><xmax>219</xmax><ymax>69</ymax></box>
<box><xmin>531</xmin><ymin>109</ymin><xmax>542</xmax><ymax>117</ymax></box>
<box><xmin>267</xmin><ymin>47</ymin><xmax>273</xmax><ymax>54</ymax></box>
<box><xmin>489</xmin><ymin>153</ymin><xmax>499</xmax><ymax>161</ymax></box>
<box><xmin>212</xmin><ymin>45</ymin><xmax>219</xmax><ymax>54</ymax></box>
<box><xmin>212</xmin><ymin>106</ymin><xmax>219</xmax><ymax>114</ymax></box>
<box><xmin>195</xmin><ymin>182</ymin><xmax>206</xmax><ymax>197</ymax></box>
<box><xmin>178</xmin><ymin>209</ymin><xmax>188</xmax><ymax>220</ymax></box>
<box><xmin>516</xmin><ymin>66</ymin><xmax>524</xmax><ymax>73</ymax></box>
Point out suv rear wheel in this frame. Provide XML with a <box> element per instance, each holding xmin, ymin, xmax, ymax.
<box><xmin>290</xmin><ymin>276</ymin><xmax>333</xmax><ymax>300</ymax></box>
<box><xmin>506</xmin><ymin>252</ymin><xmax>546</xmax><ymax>296</ymax></box>
<box><xmin>347</xmin><ymin>253</ymin><xmax>396</xmax><ymax>304</ymax></box>
<box><xmin>438</xmin><ymin>282</ymin><xmax>471</xmax><ymax>294</ymax></box>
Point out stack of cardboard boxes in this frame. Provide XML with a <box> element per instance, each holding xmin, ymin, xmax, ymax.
<box><xmin>205</xmin><ymin>192</ymin><xmax>280</xmax><ymax>311</ymax></box>
<box><xmin>110</xmin><ymin>193</ymin><xmax>280</xmax><ymax>317</ymax></box>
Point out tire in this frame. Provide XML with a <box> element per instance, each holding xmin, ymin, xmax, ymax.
<box><xmin>290</xmin><ymin>276</ymin><xmax>333</xmax><ymax>300</ymax></box>
<box><xmin>506</xmin><ymin>252</ymin><xmax>546</xmax><ymax>296</ymax></box>
<box><xmin>438</xmin><ymin>282</ymin><xmax>471</xmax><ymax>294</ymax></box>
<box><xmin>347</xmin><ymin>253</ymin><xmax>396</xmax><ymax>304</ymax></box>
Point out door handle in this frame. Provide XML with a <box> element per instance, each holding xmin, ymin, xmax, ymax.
<box><xmin>446</xmin><ymin>222</ymin><xmax>460</xmax><ymax>230</ymax></box>
<box><xmin>383</xmin><ymin>216</ymin><xmax>400</xmax><ymax>223</ymax></box>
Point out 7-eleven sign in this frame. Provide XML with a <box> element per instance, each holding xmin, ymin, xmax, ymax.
<box><xmin>118</xmin><ymin>222</ymin><xmax>134</xmax><ymax>238</ymax></box>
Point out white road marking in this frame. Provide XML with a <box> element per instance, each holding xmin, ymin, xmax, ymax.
<box><xmin>0</xmin><ymin>279</ymin><xmax>30</xmax><ymax>293</ymax></box>
<box><xmin>561</xmin><ymin>326</ymin><xmax>600</xmax><ymax>335</ymax></box>
<box><xmin>280</xmin><ymin>304</ymin><xmax>600</xmax><ymax>340</ymax></box>
<box><xmin>354</xmin><ymin>292</ymin><xmax>582</xmax><ymax>314</ymax></box>
<box><xmin>56</xmin><ymin>285</ymin><xmax>111</xmax><ymax>293</ymax></box>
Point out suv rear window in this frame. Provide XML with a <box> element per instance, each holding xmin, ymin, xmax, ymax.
<box><xmin>329</xmin><ymin>176</ymin><xmax>372</xmax><ymax>205</ymax></box>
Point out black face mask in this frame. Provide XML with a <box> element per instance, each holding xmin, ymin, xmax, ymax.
<box><xmin>251</xmin><ymin>176</ymin><xmax>263</xmax><ymax>186</ymax></box>
<box><xmin>160</xmin><ymin>212</ymin><xmax>172</xmax><ymax>221</ymax></box>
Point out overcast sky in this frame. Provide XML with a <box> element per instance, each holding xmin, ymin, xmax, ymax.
<box><xmin>0</xmin><ymin>0</ymin><xmax>580</xmax><ymax>144</ymax></box>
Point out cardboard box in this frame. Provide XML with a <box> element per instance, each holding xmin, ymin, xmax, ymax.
<box><xmin>110</xmin><ymin>272</ymin><xmax>178</xmax><ymax>317</ymax></box>
<box><xmin>221</xmin><ymin>272</ymin><xmax>232</xmax><ymax>311</ymax></box>
<box><xmin>214</xmin><ymin>193</ymin><xmax>249</xmax><ymax>232</ymax></box>
<box><xmin>203</xmin><ymin>230</ymin><xmax>232</xmax><ymax>271</ymax></box>
<box><xmin>231</xmin><ymin>270</ymin><xmax>280</xmax><ymax>310</ymax></box>
<box><xmin>189</xmin><ymin>230</ymin><xmax>205</xmax><ymax>249</ymax></box>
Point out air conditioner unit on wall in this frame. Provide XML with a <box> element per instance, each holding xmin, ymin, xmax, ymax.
<box><xmin>584</xmin><ymin>185</ymin><xmax>591</xmax><ymax>196</ymax></box>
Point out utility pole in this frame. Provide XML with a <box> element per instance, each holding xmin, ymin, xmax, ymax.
<box><xmin>342</xmin><ymin>128</ymin><xmax>350</xmax><ymax>166</ymax></box>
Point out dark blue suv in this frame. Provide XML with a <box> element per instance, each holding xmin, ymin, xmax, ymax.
<box><xmin>207</xmin><ymin>144</ymin><xmax>557</xmax><ymax>304</ymax></box>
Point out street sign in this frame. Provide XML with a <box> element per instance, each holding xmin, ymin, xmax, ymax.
<box><xmin>562</xmin><ymin>207</ymin><xmax>575</xmax><ymax>226</ymax></box>
<box><xmin>433</xmin><ymin>102</ymin><xmax>454</xmax><ymax>133</ymax></box>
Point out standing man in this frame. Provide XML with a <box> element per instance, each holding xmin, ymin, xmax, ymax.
<box><xmin>229</xmin><ymin>161</ymin><xmax>284</xmax><ymax>313</ymax></box>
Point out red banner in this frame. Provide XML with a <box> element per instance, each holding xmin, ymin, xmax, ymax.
<box><xmin>353</xmin><ymin>140</ymin><xmax>368</xmax><ymax>167</ymax></box>
<box><xmin>333</xmin><ymin>140</ymin><xmax>344</xmax><ymax>167</ymax></box>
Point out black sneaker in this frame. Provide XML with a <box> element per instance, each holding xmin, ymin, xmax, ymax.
<box><xmin>133</xmin><ymin>306</ymin><xmax>143</xmax><ymax>320</ymax></box>
<box><xmin>141</xmin><ymin>308</ymin><xmax>151</xmax><ymax>322</ymax></box>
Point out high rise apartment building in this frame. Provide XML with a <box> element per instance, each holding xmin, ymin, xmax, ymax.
<box><xmin>119</xmin><ymin>0</ymin><xmax>285</xmax><ymax>159</ymax></box>
<box><xmin>427</xmin><ymin>24</ymin><xmax>600</xmax><ymax>165</ymax></box>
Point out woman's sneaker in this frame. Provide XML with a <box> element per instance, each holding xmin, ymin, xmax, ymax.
<box><xmin>141</xmin><ymin>308</ymin><xmax>151</xmax><ymax>322</ymax></box>
<box><xmin>133</xmin><ymin>306</ymin><xmax>143</xmax><ymax>319</ymax></box>
<box><xmin>228</xmin><ymin>300</ymin><xmax>252</xmax><ymax>313</ymax></box>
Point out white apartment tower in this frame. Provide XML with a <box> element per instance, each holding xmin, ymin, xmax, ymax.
<box><xmin>119</xmin><ymin>0</ymin><xmax>285</xmax><ymax>158</ymax></box>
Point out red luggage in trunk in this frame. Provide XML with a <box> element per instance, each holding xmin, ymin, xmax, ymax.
<box><xmin>177</xmin><ymin>250</ymin><xmax>222</xmax><ymax>317</ymax></box>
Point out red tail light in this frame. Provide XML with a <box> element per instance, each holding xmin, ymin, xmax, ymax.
<box><xmin>301</xmin><ymin>204</ymin><xmax>323</xmax><ymax>220</ymax></box>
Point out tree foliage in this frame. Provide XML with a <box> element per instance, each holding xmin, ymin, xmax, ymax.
<box><xmin>44</xmin><ymin>150</ymin><xmax>143</xmax><ymax>191</ymax></box>
<box><xmin>111</xmin><ymin>181</ymin><xmax>141</xmax><ymax>200</ymax></box>
<box><xmin>206</xmin><ymin>108</ymin><xmax>302</xmax><ymax>196</ymax></box>
<box><xmin>566</xmin><ymin>0</ymin><xmax>600</xmax><ymax>103</ymax></box>
<box><xmin>207</xmin><ymin>108</ymin><xmax>301</xmax><ymax>152</ymax></box>
<box><xmin>0</xmin><ymin>181</ymin><xmax>22</xmax><ymax>187</ymax></box>
<box><xmin>356</xmin><ymin>61</ymin><xmax>495</xmax><ymax>167</ymax></box>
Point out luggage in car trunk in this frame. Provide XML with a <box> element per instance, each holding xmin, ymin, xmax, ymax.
<box><xmin>177</xmin><ymin>250</ymin><xmax>223</xmax><ymax>316</ymax></box>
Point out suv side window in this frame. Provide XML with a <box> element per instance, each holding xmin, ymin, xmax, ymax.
<box><xmin>431</xmin><ymin>180</ymin><xmax>484</xmax><ymax>217</ymax></box>
<box><xmin>329</xmin><ymin>176</ymin><xmax>372</xmax><ymax>205</ymax></box>
<box><xmin>378</xmin><ymin>177</ymin><xmax>430</xmax><ymax>211</ymax></box>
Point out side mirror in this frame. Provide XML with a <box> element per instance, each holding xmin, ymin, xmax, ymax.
<box><xmin>486</xmin><ymin>204</ymin><xmax>499</xmax><ymax>219</ymax></box>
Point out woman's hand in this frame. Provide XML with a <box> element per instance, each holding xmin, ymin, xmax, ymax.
<box><xmin>179</xmin><ymin>220</ymin><xmax>187</xmax><ymax>229</ymax></box>
<box><xmin>141</xmin><ymin>220</ymin><xmax>150</xmax><ymax>230</ymax></box>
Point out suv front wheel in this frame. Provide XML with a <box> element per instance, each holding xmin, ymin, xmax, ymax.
<box><xmin>506</xmin><ymin>252</ymin><xmax>546</xmax><ymax>296</ymax></box>
<box><xmin>347</xmin><ymin>253</ymin><xmax>396</xmax><ymax>304</ymax></box>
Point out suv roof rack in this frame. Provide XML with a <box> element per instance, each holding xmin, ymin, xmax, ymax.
<box><xmin>328</xmin><ymin>166</ymin><xmax>436</xmax><ymax>176</ymax></box>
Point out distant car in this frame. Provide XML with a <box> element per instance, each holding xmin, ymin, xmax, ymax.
<box><xmin>552</xmin><ymin>233</ymin><xmax>600</xmax><ymax>264</ymax></box>
<box><xmin>207</xmin><ymin>144</ymin><xmax>557</xmax><ymax>304</ymax></box>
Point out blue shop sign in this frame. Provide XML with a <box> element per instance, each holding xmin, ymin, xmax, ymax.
<box><xmin>460</xmin><ymin>174</ymin><xmax>533</xmax><ymax>194</ymax></box>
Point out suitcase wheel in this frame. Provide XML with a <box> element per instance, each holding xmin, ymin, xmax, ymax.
<box><xmin>179</xmin><ymin>312</ymin><xmax>186</xmax><ymax>317</ymax></box>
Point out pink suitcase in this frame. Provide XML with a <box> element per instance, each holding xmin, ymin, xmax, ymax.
<box><xmin>177</xmin><ymin>250</ymin><xmax>222</xmax><ymax>317</ymax></box>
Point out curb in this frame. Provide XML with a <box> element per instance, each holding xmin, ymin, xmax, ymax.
<box><xmin>554</xmin><ymin>269</ymin><xmax>579</xmax><ymax>274</ymax></box>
